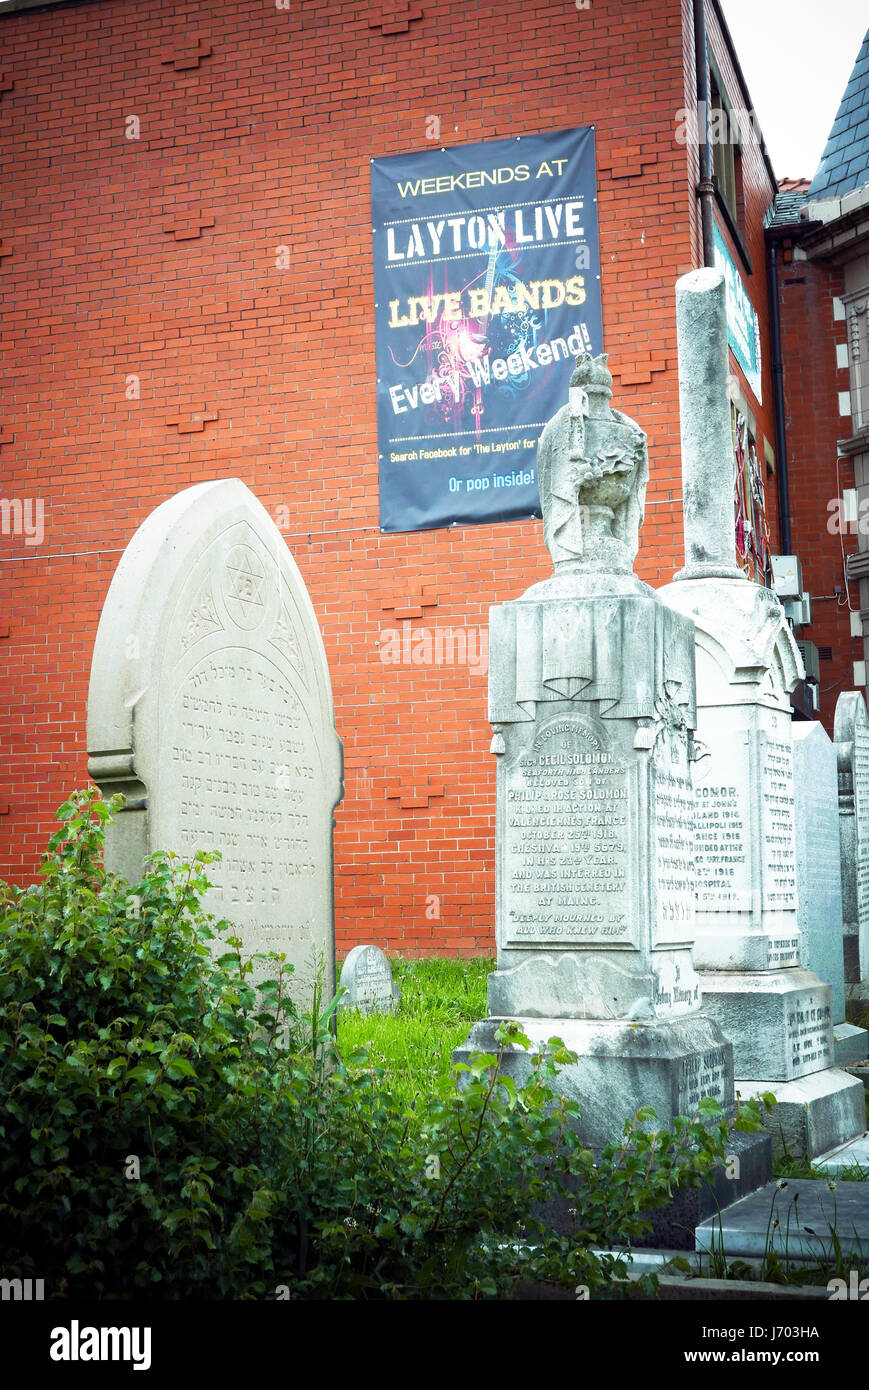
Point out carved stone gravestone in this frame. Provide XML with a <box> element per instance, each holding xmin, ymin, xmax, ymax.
<box><xmin>339</xmin><ymin>945</ymin><xmax>399</xmax><ymax>1015</ymax></box>
<box><xmin>455</xmin><ymin>353</ymin><xmax>740</xmax><ymax>1151</ymax></box>
<box><xmin>87</xmin><ymin>478</ymin><xmax>343</xmax><ymax>1000</ymax></box>
<box><xmin>834</xmin><ymin>691</ymin><xmax>869</xmax><ymax>1003</ymax></box>
<box><xmin>793</xmin><ymin>721</ymin><xmax>867</xmax><ymax>1066</ymax></box>
<box><xmin>658</xmin><ymin>268</ymin><xmax>864</xmax><ymax>1156</ymax></box>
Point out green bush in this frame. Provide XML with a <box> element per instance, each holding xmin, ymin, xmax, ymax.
<box><xmin>0</xmin><ymin>790</ymin><xmax>766</xmax><ymax>1299</ymax></box>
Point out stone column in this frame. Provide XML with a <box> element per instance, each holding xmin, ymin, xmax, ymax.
<box><xmin>659</xmin><ymin>271</ymin><xmax>864</xmax><ymax>1158</ymax></box>
<box><xmin>674</xmin><ymin>268</ymin><xmax>745</xmax><ymax>581</ymax></box>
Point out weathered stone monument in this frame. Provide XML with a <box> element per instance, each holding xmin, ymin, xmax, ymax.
<box><xmin>87</xmin><ymin>478</ymin><xmax>343</xmax><ymax>999</ymax></box>
<box><xmin>339</xmin><ymin>945</ymin><xmax>400</xmax><ymax>1015</ymax></box>
<box><xmin>455</xmin><ymin>352</ymin><xmax>739</xmax><ymax>1150</ymax></box>
<box><xmin>834</xmin><ymin>690</ymin><xmax>869</xmax><ymax>1005</ymax></box>
<box><xmin>793</xmin><ymin>720</ymin><xmax>867</xmax><ymax>1066</ymax></box>
<box><xmin>658</xmin><ymin>268</ymin><xmax>864</xmax><ymax>1156</ymax></box>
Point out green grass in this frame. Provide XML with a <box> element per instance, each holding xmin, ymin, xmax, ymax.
<box><xmin>338</xmin><ymin>957</ymin><xmax>869</xmax><ymax>1186</ymax></box>
<box><xmin>336</xmin><ymin>955</ymin><xmax>494</xmax><ymax>1113</ymax></box>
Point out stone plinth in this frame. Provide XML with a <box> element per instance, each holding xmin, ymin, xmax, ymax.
<box><xmin>658</xmin><ymin>574</ymin><xmax>863</xmax><ymax>1155</ymax></box>
<box><xmin>455</xmin><ymin>1015</ymin><xmax>735</xmax><ymax>1151</ymax></box>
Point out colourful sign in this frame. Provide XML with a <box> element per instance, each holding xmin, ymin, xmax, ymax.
<box><xmin>713</xmin><ymin>223</ymin><xmax>763</xmax><ymax>405</ymax></box>
<box><xmin>371</xmin><ymin>128</ymin><xmax>602</xmax><ymax>531</ymax></box>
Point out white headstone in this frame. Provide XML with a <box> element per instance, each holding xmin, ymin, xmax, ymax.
<box><xmin>834</xmin><ymin>691</ymin><xmax>869</xmax><ymax>994</ymax></box>
<box><xmin>339</xmin><ymin>945</ymin><xmax>399</xmax><ymax>1015</ymax></box>
<box><xmin>87</xmin><ymin>479</ymin><xmax>343</xmax><ymax>999</ymax></box>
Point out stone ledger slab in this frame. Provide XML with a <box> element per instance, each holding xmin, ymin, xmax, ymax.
<box><xmin>87</xmin><ymin>478</ymin><xmax>343</xmax><ymax>1001</ymax></box>
<box><xmin>695</xmin><ymin>1179</ymin><xmax>869</xmax><ymax>1262</ymax></box>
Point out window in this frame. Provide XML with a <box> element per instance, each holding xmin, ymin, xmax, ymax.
<box><xmin>709</xmin><ymin>67</ymin><xmax>744</xmax><ymax>231</ymax></box>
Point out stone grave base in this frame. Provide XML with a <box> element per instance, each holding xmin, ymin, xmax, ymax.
<box><xmin>698</xmin><ymin>968</ymin><xmax>833</xmax><ymax>1080</ymax></box>
<box><xmin>453</xmin><ymin>1013</ymin><xmax>735</xmax><ymax>1151</ymax></box>
<box><xmin>736</xmin><ymin>1070</ymin><xmax>866</xmax><ymax>1160</ymax></box>
<box><xmin>834</xmin><ymin>1021</ymin><xmax>869</xmax><ymax>1068</ymax></box>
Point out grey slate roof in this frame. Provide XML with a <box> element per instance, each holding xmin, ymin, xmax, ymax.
<box><xmin>764</xmin><ymin>182</ymin><xmax>809</xmax><ymax>230</ymax></box>
<box><xmin>808</xmin><ymin>29</ymin><xmax>869</xmax><ymax>199</ymax></box>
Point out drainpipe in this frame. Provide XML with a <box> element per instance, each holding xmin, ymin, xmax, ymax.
<box><xmin>767</xmin><ymin>239</ymin><xmax>792</xmax><ymax>554</ymax></box>
<box><xmin>693</xmin><ymin>0</ymin><xmax>715</xmax><ymax>267</ymax></box>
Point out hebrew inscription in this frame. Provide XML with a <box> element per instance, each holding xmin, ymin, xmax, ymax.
<box><xmin>166</xmin><ymin>647</ymin><xmax>321</xmax><ymax>955</ymax></box>
<box><xmin>761</xmin><ymin>733</ymin><xmax>797</xmax><ymax>912</ymax></box>
<box><xmin>855</xmin><ymin>728</ymin><xmax>869</xmax><ymax>933</ymax></box>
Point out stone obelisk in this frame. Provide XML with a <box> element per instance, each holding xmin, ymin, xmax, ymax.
<box><xmin>455</xmin><ymin>353</ymin><xmax>742</xmax><ymax>1153</ymax></box>
<box><xmin>658</xmin><ymin>268</ymin><xmax>864</xmax><ymax>1158</ymax></box>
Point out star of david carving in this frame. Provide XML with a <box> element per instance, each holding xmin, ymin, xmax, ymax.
<box><xmin>223</xmin><ymin>545</ymin><xmax>266</xmax><ymax>629</ymax></box>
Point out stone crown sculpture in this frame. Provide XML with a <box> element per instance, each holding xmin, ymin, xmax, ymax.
<box><xmin>537</xmin><ymin>352</ymin><xmax>649</xmax><ymax>575</ymax></box>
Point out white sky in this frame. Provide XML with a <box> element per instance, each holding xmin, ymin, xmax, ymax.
<box><xmin>720</xmin><ymin>0</ymin><xmax>868</xmax><ymax>182</ymax></box>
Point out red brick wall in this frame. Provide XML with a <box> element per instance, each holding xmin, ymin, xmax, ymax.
<box><xmin>0</xmin><ymin>0</ymin><xmax>778</xmax><ymax>954</ymax></box>
<box><xmin>777</xmin><ymin>252</ymin><xmax>859</xmax><ymax>732</ymax></box>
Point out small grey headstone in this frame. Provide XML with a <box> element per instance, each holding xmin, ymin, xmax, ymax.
<box><xmin>339</xmin><ymin>945</ymin><xmax>399</xmax><ymax>1015</ymax></box>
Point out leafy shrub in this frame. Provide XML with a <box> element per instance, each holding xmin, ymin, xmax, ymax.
<box><xmin>0</xmin><ymin>790</ymin><xmax>765</xmax><ymax>1299</ymax></box>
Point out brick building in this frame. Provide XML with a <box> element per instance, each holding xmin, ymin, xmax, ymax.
<box><xmin>765</xmin><ymin>29</ymin><xmax>869</xmax><ymax>721</ymax></box>
<box><xmin>0</xmin><ymin>0</ymin><xmax>801</xmax><ymax>953</ymax></box>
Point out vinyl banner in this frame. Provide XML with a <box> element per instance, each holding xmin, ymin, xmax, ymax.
<box><xmin>371</xmin><ymin>127</ymin><xmax>602</xmax><ymax>532</ymax></box>
<box><xmin>713</xmin><ymin>223</ymin><xmax>763</xmax><ymax>405</ymax></box>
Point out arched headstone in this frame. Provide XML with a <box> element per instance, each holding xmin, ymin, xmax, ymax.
<box><xmin>339</xmin><ymin>945</ymin><xmax>399</xmax><ymax>1015</ymax></box>
<box><xmin>87</xmin><ymin>478</ymin><xmax>343</xmax><ymax>999</ymax></box>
